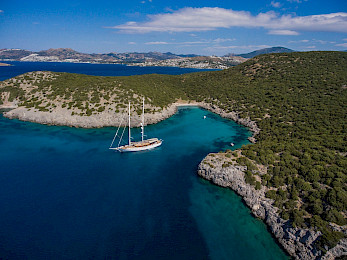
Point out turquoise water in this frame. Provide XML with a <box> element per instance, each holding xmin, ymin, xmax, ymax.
<box><xmin>0</xmin><ymin>107</ymin><xmax>288</xmax><ymax>259</ymax></box>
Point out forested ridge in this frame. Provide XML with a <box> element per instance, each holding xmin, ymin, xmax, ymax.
<box><xmin>179</xmin><ymin>51</ymin><xmax>347</xmax><ymax>250</ymax></box>
<box><xmin>1</xmin><ymin>51</ymin><xmax>346</xmax><ymax>250</ymax></box>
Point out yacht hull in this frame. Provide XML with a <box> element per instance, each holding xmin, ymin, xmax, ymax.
<box><xmin>110</xmin><ymin>139</ymin><xmax>162</xmax><ymax>152</ymax></box>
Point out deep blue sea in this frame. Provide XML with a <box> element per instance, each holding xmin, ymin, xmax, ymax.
<box><xmin>0</xmin><ymin>63</ymin><xmax>288</xmax><ymax>259</ymax></box>
<box><xmin>0</xmin><ymin>61</ymin><xmax>214</xmax><ymax>81</ymax></box>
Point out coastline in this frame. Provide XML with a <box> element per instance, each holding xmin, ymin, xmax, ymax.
<box><xmin>198</xmin><ymin>154</ymin><xmax>320</xmax><ymax>259</ymax></box>
<box><xmin>2</xmin><ymin>101</ymin><xmax>259</xmax><ymax>144</ymax></box>
<box><xmin>197</xmin><ymin>154</ymin><xmax>347</xmax><ymax>260</ymax></box>
<box><xmin>2</xmin><ymin>101</ymin><xmax>346</xmax><ymax>259</ymax></box>
<box><xmin>0</xmin><ymin>59</ymin><xmax>228</xmax><ymax>70</ymax></box>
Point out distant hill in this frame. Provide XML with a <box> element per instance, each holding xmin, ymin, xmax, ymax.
<box><xmin>37</xmin><ymin>48</ymin><xmax>80</xmax><ymax>57</ymax></box>
<box><xmin>0</xmin><ymin>49</ymin><xmax>34</xmax><ymax>59</ymax></box>
<box><xmin>0</xmin><ymin>48</ymin><xmax>199</xmax><ymax>63</ymax></box>
<box><xmin>0</xmin><ymin>48</ymin><xmax>244</xmax><ymax>68</ymax></box>
<box><xmin>237</xmin><ymin>46</ymin><xmax>295</xmax><ymax>58</ymax></box>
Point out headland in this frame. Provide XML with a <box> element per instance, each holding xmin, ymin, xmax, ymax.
<box><xmin>1</xmin><ymin>51</ymin><xmax>346</xmax><ymax>259</ymax></box>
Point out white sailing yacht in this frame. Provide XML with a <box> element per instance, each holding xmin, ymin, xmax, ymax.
<box><xmin>109</xmin><ymin>98</ymin><xmax>163</xmax><ymax>152</ymax></box>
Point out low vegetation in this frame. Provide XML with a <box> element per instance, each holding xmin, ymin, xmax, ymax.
<box><xmin>0</xmin><ymin>71</ymin><xmax>186</xmax><ymax>115</ymax></box>
<box><xmin>178</xmin><ymin>52</ymin><xmax>347</xmax><ymax>251</ymax></box>
<box><xmin>1</xmin><ymin>51</ymin><xmax>346</xmax><ymax>251</ymax></box>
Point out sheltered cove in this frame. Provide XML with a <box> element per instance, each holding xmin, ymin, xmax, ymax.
<box><xmin>1</xmin><ymin>52</ymin><xmax>346</xmax><ymax>259</ymax></box>
<box><xmin>2</xmin><ymin>100</ymin><xmax>346</xmax><ymax>259</ymax></box>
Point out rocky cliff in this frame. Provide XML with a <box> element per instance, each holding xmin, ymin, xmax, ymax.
<box><xmin>197</xmin><ymin>153</ymin><xmax>347</xmax><ymax>259</ymax></box>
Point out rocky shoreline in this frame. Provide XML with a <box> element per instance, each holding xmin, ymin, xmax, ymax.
<box><xmin>197</xmin><ymin>153</ymin><xmax>347</xmax><ymax>260</ymax></box>
<box><xmin>2</xmin><ymin>101</ymin><xmax>346</xmax><ymax>259</ymax></box>
<box><xmin>3</xmin><ymin>103</ymin><xmax>179</xmax><ymax>128</ymax></box>
<box><xmin>196</xmin><ymin>102</ymin><xmax>260</xmax><ymax>143</ymax></box>
<box><xmin>2</xmin><ymin>101</ymin><xmax>259</xmax><ymax>139</ymax></box>
<box><xmin>193</xmin><ymin>103</ymin><xmax>346</xmax><ymax>260</ymax></box>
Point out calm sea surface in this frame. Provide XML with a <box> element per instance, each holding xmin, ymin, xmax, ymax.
<box><xmin>0</xmin><ymin>61</ymin><xmax>214</xmax><ymax>81</ymax></box>
<box><xmin>0</xmin><ymin>63</ymin><xmax>288</xmax><ymax>259</ymax></box>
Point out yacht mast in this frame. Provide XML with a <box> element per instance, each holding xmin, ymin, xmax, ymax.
<box><xmin>141</xmin><ymin>97</ymin><xmax>145</xmax><ymax>142</ymax></box>
<box><xmin>128</xmin><ymin>102</ymin><xmax>131</xmax><ymax>145</ymax></box>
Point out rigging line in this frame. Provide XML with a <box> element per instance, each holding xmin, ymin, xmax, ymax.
<box><xmin>118</xmin><ymin>123</ymin><xmax>127</xmax><ymax>148</ymax></box>
<box><xmin>109</xmin><ymin>114</ymin><xmax>125</xmax><ymax>148</ymax></box>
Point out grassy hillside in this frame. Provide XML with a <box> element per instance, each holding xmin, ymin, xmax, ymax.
<box><xmin>179</xmin><ymin>51</ymin><xmax>347</xmax><ymax>250</ymax></box>
<box><xmin>1</xmin><ymin>51</ymin><xmax>346</xmax><ymax>251</ymax></box>
<box><xmin>0</xmin><ymin>71</ymin><xmax>186</xmax><ymax>115</ymax></box>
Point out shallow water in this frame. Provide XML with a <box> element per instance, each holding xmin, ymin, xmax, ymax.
<box><xmin>0</xmin><ymin>107</ymin><xmax>288</xmax><ymax>259</ymax></box>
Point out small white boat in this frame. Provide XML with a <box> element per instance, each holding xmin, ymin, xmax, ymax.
<box><xmin>230</xmin><ymin>143</ymin><xmax>234</xmax><ymax>146</ymax></box>
<box><xmin>203</xmin><ymin>115</ymin><xmax>206</xmax><ymax>119</ymax></box>
<box><xmin>109</xmin><ymin>98</ymin><xmax>163</xmax><ymax>152</ymax></box>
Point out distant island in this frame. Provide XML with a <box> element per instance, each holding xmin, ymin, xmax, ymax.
<box><xmin>1</xmin><ymin>51</ymin><xmax>346</xmax><ymax>260</ymax></box>
<box><xmin>0</xmin><ymin>62</ymin><xmax>11</xmax><ymax>66</ymax></box>
<box><xmin>0</xmin><ymin>47</ymin><xmax>296</xmax><ymax>69</ymax></box>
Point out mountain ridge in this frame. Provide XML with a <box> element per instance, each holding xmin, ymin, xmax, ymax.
<box><xmin>0</xmin><ymin>48</ymin><xmax>246</xmax><ymax>69</ymax></box>
<box><xmin>0</xmin><ymin>48</ymin><xmax>201</xmax><ymax>63</ymax></box>
<box><xmin>237</xmin><ymin>46</ymin><xmax>295</xmax><ymax>58</ymax></box>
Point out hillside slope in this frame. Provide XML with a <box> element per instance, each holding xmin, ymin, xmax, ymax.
<box><xmin>179</xmin><ymin>51</ymin><xmax>347</xmax><ymax>254</ymax></box>
<box><xmin>1</xmin><ymin>51</ymin><xmax>346</xmax><ymax>257</ymax></box>
<box><xmin>237</xmin><ymin>46</ymin><xmax>295</xmax><ymax>58</ymax></box>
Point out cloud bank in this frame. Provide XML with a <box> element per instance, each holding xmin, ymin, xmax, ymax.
<box><xmin>110</xmin><ymin>7</ymin><xmax>347</xmax><ymax>35</ymax></box>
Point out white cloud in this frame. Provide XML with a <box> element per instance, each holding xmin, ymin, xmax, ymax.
<box><xmin>343</xmin><ymin>38</ymin><xmax>347</xmax><ymax>41</ymax></box>
<box><xmin>109</xmin><ymin>7</ymin><xmax>347</xmax><ymax>35</ymax></box>
<box><xmin>289</xmin><ymin>39</ymin><xmax>309</xmax><ymax>43</ymax></box>
<box><xmin>289</xmin><ymin>39</ymin><xmax>337</xmax><ymax>45</ymax></box>
<box><xmin>205</xmin><ymin>45</ymin><xmax>271</xmax><ymax>51</ymax></box>
<box><xmin>315</xmin><ymin>40</ymin><xmax>328</xmax><ymax>44</ymax></box>
<box><xmin>336</xmin><ymin>43</ymin><xmax>347</xmax><ymax>47</ymax></box>
<box><xmin>312</xmin><ymin>39</ymin><xmax>336</xmax><ymax>44</ymax></box>
<box><xmin>268</xmin><ymin>29</ymin><xmax>299</xmax><ymax>35</ymax></box>
<box><xmin>181</xmin><ymin>41</ymin><xmax>208</xmax><ymax>44</ymax></box>
<box><xmin>145</xmin><ymin>41</ymin><xmax>169</xmax><ymax>45</ymax></box>
<box><xmin>213</xmin><ymin>38</ymin><xmax>236</xmax><ymax>43</ymax></box>
<box><xmin>128</xmin><ymin>42</ymin><xmax>137</xmax><ymax>45</ymax></box>
<box><xmin>271</xmin><ymin>1</ymin><xmax>282</xmax><ymax>8</ymax></box>
<box><xmin>144</xmin><ymin>38</ymin><xmax>235</xmax><ymax>46</ymax></box>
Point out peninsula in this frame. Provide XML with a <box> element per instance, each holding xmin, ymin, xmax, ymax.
<box><xmin>1</xmin><ymin>51</ymin><xmax>346</xmax><ymax>259</ymax></box>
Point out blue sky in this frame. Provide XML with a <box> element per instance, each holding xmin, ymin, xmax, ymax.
<box><xmin>0</xmin><ymin>0</ymin><xmax>346</xmax><ymax>55</ymax></box>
